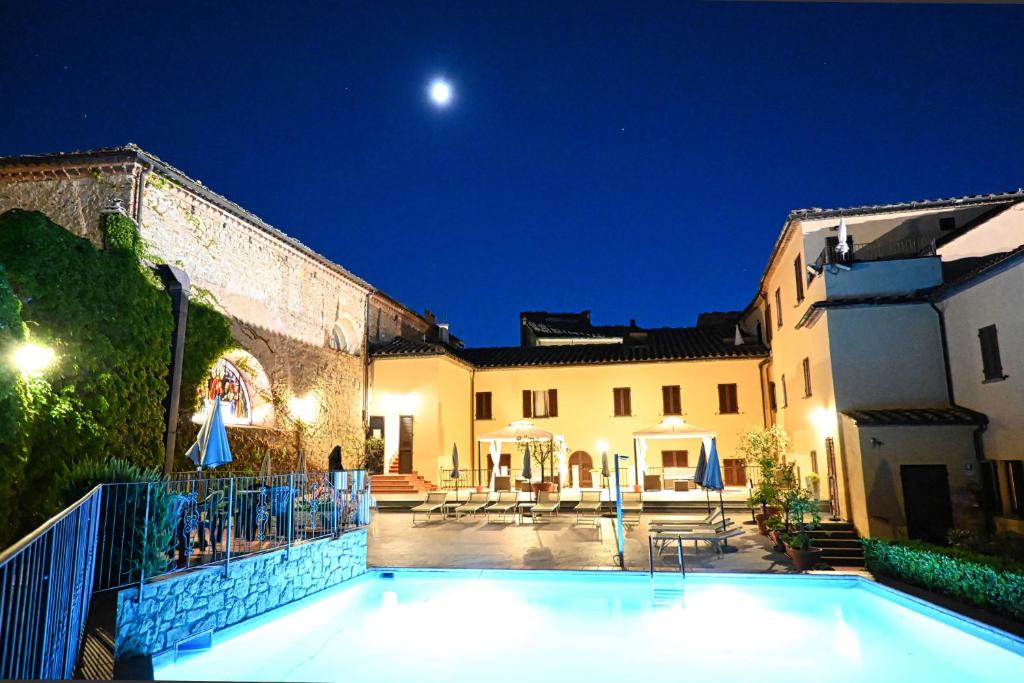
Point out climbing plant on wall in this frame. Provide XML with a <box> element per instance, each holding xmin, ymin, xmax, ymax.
<box><xmin>0</xmin><ymin>209</ymin><xmax>176</xmax><ymax>540</ymax></box>
<box><xmin>0</xmin><ymin>264</ymin><xmax>29</xmax><ymax>534</ymax></box>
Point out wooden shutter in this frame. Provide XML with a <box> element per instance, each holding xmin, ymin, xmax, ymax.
<box><xmin>718</xmin><ymin>384</ymin><xmax>738</xmax><ymax>414</ymax></box>
<box><xmin>547</xmin><ymin>389</ymin><xmax>558</xmax><ymax>417</ymax></box>
<box><xmin>979</xmin><ymin>325</ymin><xmax>1004</xmax><ymax>380</ymax></box>
<box><xmin>802</xmin><ymin>358</ymin><xmax>812</xmax><ymax>397</ymax></box>
<box><xmin>765</xmin><ymin>305</ymin><xmax>773</xmax><ymax>343</ymax></box>
<box><xmin>623</xmin><ymin>388</ymin><xmax>631</xmax><ymax>416</ymax></box>
<box><xmin>768</xmin><ymin>382</ymin><xmax>777</xmax><ymax>411</ymax></box>
<box><xmin>522</xmin><ymin>390</ymin><xmax>533</xmax><ymax>418</ymax></box>
<box><xmin>613</xmin><ymin>388</ymin><xmax>631</xmax><ymax>416</ymax></box>
<box><xmin>662</xmin><ymin>385</ymin><xmax>681</xmax><ymax>415</ymax></box>
<box><xmin>794</xmin><ymin>255</ymin><xmax>805</xmax><ymax>302</ymax></box>
<box><xmin>475</xmin><ymin>392</ymin><xmax>491</xmax><ymax>420</ymax></box>
<box><xmin>775</xmin><ymin>288</ymin><xmax>782</xmax><ymax>327</ymax></box>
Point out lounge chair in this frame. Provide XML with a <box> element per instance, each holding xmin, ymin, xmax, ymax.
<box><xmin>652</xmin><ymin>527</ymin><xmax>744</xmax><ymax>556</ymax></box>
<box><xmin>647</xmin><ymin>507</ymin><xmax>723</xmax><ymax>529</ymax></box>
<box><xmin>411</xmin><ymin>491</ymin><xmax>449</xmax><ymax>525</ymax></box>
<box><xmin>619</xmin><ymin>491</ymin><xmax>643</xmax><ymax>528</ymax></box>
<box><xmin>531</xmin><ymin>491</ymin><xmax>560</xmax><ymax>522</ymax></box>
<box><xmin>574</xmin><ymin>490</ymin><xmax>603</xmax><ymax>526</ymax></box>
<box><xmin>453</xmin><ymin>491</ymin><xmax>491</xmax><ymax>519</ymax></box>
<box><xmin>485</xmin><ymin>491</ymin><xmax>519</xmax><ymax>523</ymax></box>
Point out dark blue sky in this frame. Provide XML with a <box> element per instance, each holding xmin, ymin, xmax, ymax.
<box><xmin>2</xmin><ymin>2</ymin><xmax>1022</xmax><ymax>346</ymax></box>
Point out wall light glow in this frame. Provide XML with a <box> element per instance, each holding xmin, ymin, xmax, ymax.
<box><xmin>11</xmin><ymin>342</ymin><xmax>55</xmax><ymax>377</ymax></box>
<box><xmin>288</xmin><ymin>393</ymin><xmax>319</xmax><ymax>426</ymax></box>
<box><xmin>596</xmin><ymin>439</ymin><xmax>609</xmax><ymax>455</ymax></box>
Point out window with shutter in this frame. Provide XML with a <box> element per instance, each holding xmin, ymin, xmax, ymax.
<box><xmin>717</xmin><ymin>383</ymin><xmax>739</xmax><ymax>414</ymax></box>
<box><xmin>794</xmin><ymin>255</ymin><xmax>805</xmax><ymax>302</ymax></box>
<box><xmin>524</xmin><ymin>389</ymin><xmax>557</xmax><ymax>417</ymax></box>
<box><xmin>802</xmin><ymin>357</ymin><xmax>812</xmax><ymax>397</ymax></box>
<box><xmin>768</xmin><ymin>381</ymin><xmax>777</xmax><ymax>411</ymax></box>
<box><xmin>978</xmin><ymin>325</ymin><xmax>1006</xmax><ymax>381</ymax></box>
<box><xmin>662</xmin><ymin>385</ymin><xmax>681</xmax><ymax>415</ymax></box>
<box><xmin>765</xmin><ymin>305</ymin><xmax>773</xmax><ymax>343</ymax></box>
<box><xmin>522</xmin><ymin>389</ymin><xmax>532</xmax><ymax>418</ymax></box>
<box><xmin>775</xmin><ymin>288</ymin><xmax>782</xmax><ymax>327</ymax></box>
<box><xmin>613</xmin><ymin>387</ymin><xmax>632</xmax><ymax>416</ymax></box>
<box><xmin>661</xmin><ymin>450</ymin><xmax>688</xmax><ymax>467</ymax></box>
<box><xmin>475</xmin><ymin>392</ymin><xmax>492</xmax><ymax>420</ymax></box>
<box><xmin>547</xmin><ymin>389</ymin><xmax>558</xmax><ymax>417</ymax></box>
<box><xmin>781</xmin><ymin>374</ymin><xmax>788</xmax><ymax>407</ymax></box>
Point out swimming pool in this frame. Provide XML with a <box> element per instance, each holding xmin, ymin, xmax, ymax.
<box><xmin>155</xmin><ymin>569</ymin><xmax>1024</xmax><ymax>683</ymax></box>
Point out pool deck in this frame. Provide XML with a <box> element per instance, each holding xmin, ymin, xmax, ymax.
<box><xmin>368</xmin><ymin>510</ymin><xmax>795</xmax><ymax>573</ymax></box>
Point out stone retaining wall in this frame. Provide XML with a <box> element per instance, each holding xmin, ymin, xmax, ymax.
<box><xmin>114</xmin><ymin>529</ymin><xmax>367</xmax><ymax>659</ymax></box>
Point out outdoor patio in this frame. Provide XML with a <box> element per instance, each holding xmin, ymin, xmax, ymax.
<box><xmin>367</xmin><ymin>510</ymin><xmax>794</xmax><ymax>573</ymax></box>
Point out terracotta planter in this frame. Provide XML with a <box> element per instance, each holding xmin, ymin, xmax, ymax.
<box><xmin>475</xmin><ymin>485</ymin><xmax>487</xmax><ymax>493</ymax></box>
<box><xmin>632</xmin><ymin>484</ymin><xmax>642</xmax><ymax>493</ymax></box>
<box><xmin>785</xmin><ymin>545</ymin><xmax>822</xmax><ymax>572</ymax></box>
<box><xmin>767</xmin><ymin>530</ymin><xmax>786</xmax><ymax>553</ymax></box>
<box><xmin>754</xmin><ymin>513</ymin><xmax>771</xmax><ymax>536</ymax></box>
<box><xmin>534</xmin><ymin>482</ymin><xmax>555</xmax><ymax>493</ymax></box>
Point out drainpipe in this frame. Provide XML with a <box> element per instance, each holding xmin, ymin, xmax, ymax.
<box><xmin>930</xmin><ymin>300</ymin><xmax>994</xmax><ymax>532</ymax></box>
<box><xmin>134</xmin><ymin>159</ymin><xmax>151</xmax><ymax>224</ymax></box>
<box><xmin>363</xmin><ymin>292</ymin><xmax>372</xmax><ymax>434</ymax></box>
<box><xmin>469</xmin><ymin>364</ymin><xmax>476</xmax><ymax>487</ymax></box>
<box><xmin>758</xmin><ymin>357</ymin><xmax>771</xmax><ymax>428</ymax></box>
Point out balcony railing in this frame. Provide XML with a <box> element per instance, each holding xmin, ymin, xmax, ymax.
<box><xmin>93</xmin><ymin>470</ymin><xmax>371</xmax><ymax>593</ymax></box>
<box><xmin>813</xmin><ymin>236</ymin><xmax>936</xmax><ymax>272</ymax></box>
<box><xmin>0</xmin><ymin>486</ymin><xmax>103</xmax><ymax>680</ymax></box>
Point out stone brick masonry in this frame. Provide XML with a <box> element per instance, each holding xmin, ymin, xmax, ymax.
<box><xmin>114</xmin><ymin>529</ymin><xmax>368</xmax><ymax>659</ymax></box>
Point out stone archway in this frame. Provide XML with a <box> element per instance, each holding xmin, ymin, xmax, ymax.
<box><xmin>568</xmin><ymin>450</ymin><xmax>594</xmax><ymax>488</ymax></box>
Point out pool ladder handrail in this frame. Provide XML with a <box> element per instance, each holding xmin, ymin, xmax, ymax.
<box><xmin>648</xmin><ymin>533</ymin><xmax>686</xmax><ymax>578</ymax></box>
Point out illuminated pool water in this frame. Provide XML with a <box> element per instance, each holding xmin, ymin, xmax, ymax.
<box><xmin>155</xmin><ymin>569</ymin><xmax>1024</xmax><ymax>683</ymax></box>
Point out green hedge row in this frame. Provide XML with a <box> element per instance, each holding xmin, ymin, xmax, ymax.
<box><xmin>862</xmin><ymin>538</ymin><xmax>1024</xmax><ymax>621</ymax></box>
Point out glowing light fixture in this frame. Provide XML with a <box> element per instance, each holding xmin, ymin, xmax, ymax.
<box><xmin>288</xmin><ymin>392</ymin><xmax>319</xmax><ymax>426</ymax></box>
<box><xmin>11</xmin><ymin>342</ymin><xmax>55</xmax><ymax>377</ymax></box>
<box><xmin>596</xmin><ymin>439</ymin><xmax>609</xmax><ymax>455</ymax></box>
<box><xmin>429</xmin><ymin>78</ymin><xmax>452</xmax><ymax>106</ymax></box>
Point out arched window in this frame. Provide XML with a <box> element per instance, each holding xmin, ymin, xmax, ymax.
<box><xmin>329</xmin><ymin>317</ymin><xmax>359</xmax><ymax>354</ymax></box>
<box><xmin>193</xmin><ymin>350</ymin><xmax>275</xmax><ymax>428</ymax></box>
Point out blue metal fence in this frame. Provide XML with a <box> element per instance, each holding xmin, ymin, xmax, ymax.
<box><xmin>0</xmin><ymin>486</ymin><xmax>102</xmax><ymax>680</ymax></box>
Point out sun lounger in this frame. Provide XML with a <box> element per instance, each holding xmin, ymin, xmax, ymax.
<box><xmin>410</xmin><ymin>491</ymin><xmax>449</xmax><ymax>525</ymax></box>
<box><xmin>652</xmin><ymin>527</ymin><xmax>744</xmax><ymax>556</ymax></box>
<box><xmin>453</xmin><ymin>491</ymin><xmax>491</xmax><ymax>519</ymax></box>
<box><xmin>647</xmin><ymin>507</ymin><xmax>723</xmax><ymax>528</ymax></box>
<box><xmin>531</xmin><ymin>491</ymin><xmax>560</xmax><ymax>522</ymax></box>
<box><xmin>485</xmin><ymin>491</ymin><xmax>519</xmax><ymax>523</ymax></box>
<box><xmin>574</xmin><ymin>490</ymin><xmax>603</xmax><ymax>526</ymax></box>
<box><xmin>619</xmin><ymin>491</ymin><xmax>643</xmax><ymax>528</ymax></box>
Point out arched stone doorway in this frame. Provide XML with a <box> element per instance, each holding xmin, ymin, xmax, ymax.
<box><xmin>568</xmin><ymin>450</ymin><xmax>594</xmax><ymax>488</ymax></box>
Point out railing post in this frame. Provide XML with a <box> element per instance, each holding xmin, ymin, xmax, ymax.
<box><xmin>677</xmin><ymin>536</ymin><xmax>685</xmax><ymax>576</ymax></box>
<box><xmin>224</xmin><ymin>478</ymin><xmax>234</xmax><ymax>578</ymax></box>
<box><xmin>286</xmin><ymin>473</ymin><xmax>294</xmax><ymax>559</ymax></box>
<box><xmin>138</xmin><ymin>483</ymin><xmax>151</xmax><ymax>604</ymax></box>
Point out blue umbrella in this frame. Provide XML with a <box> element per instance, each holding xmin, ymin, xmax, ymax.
<box><xmin>450</xmin><ymin>443</ymin><xmax>461</xmax><ymax>503</ymax></box>
<box><xmin>187</xmin><ymin>396</ymin><xmax>233</xmax><ymax>470</ymax></box>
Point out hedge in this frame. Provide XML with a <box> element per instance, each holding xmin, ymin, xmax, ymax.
<box><xmin>862</xmin><ymin>538</ymin><xmax>1024</xmax><ymax>621</ymax></box>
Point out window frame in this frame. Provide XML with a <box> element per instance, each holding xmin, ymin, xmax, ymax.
<box><xmin>661</xmin><ymin>450</ymin><xmax>689</xmax><ymax>468</ymax></box>
<box><xmin>781</xmin><ymin>374</ymin><xmax>788</xmax><ymax>408</ymax></box>
<box><xmin>794</xmin><ymin>255</ymin><xmax>805</xmax><ymax>303</ymax></box>
<box><xmin>775</xmin><ymin>288</ymin><xmax>783</xmax><ymax>327</ymax></box>
<box><xmin>978</xmin><ymin>324</ymin><xmax>1007</xmax><ymax>382</ymax></box>
<box><xmin>523</xmin><ymin>389</ymin><xmax>558</xmax><ymax>418</ymax></box>
<box><xmin>802</xmin><ymin>357</ymin><xmax>812</xmax><ymax>397</ymax></box>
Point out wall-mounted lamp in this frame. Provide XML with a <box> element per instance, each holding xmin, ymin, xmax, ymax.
<box><xmin>288</xmin><ymin>392</ymin><xmax>319</xmax><ymax>426</ymax></box>
<box><xmin>870</xmin><ymin>437</ymin><xmax>884</xmax><ymax>448</ymax></box>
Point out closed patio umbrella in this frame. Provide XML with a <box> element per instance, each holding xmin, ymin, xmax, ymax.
<box><xmin>693</xmin><ymin>441</ymin><xmax>710</xmax><ymax>513</ymax></box>
<box><xmin>601</xmin><ymin>451</ymin><xmax>610</xmax><ymax>493</ymax></box>
<box><xmin>450</xmin><ymin>443</ymin><xmax>461</xmax><ymax>504</ymax></box>
<box><xmin>522</xmin><ymin>445</ymin><xmax>533</xmax><ymax>501</ymax></box>
<box><xmin>187</xmin><ymin>396</ymin><xmax>233</xmax><ymax>472</ymax></box>
<box><xmin>703</xmin><ymin>438</ymin><xmax>735</xmax><ymax>552</ymax></box>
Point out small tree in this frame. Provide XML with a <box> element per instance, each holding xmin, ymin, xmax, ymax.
<box><xmin>737</xmin><ymin>425</ymin><xmax>792</xmax><ymax>517</ymax></box>
<box><xmin>364</xmin><ymin>437</ymin><xmax>385</xmax><ymax>473</ymax></box>
<box><xmin>783</xmin><ymin>485</ymin><xmax>822</xmax><ymax>550</ymax></box>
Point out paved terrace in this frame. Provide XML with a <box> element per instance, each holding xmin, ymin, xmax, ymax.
<box><xmin>368</xmin><ymin>510</ymin><xmax>794</xmax><ymax>573</ymax></box>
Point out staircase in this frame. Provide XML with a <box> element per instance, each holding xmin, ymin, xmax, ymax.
<box><xmin>388</xmin><ymin>457</ymin><xmax>400</xmax><ymax>474</ymax></box>
<box><xmin>370</xmin><ymin>472</ymin><xmax>436</xmax><ymax>494</ymax></box>
<box><xmin>810</xmin><ymin>521</ymin><xmax>864</xmax><ymax>569</ymax></box>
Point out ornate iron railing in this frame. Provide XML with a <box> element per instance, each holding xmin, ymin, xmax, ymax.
<box><xmin>93</xmin><ymin>470</ymin><xmax>371</xmax><ymax>593</ymax></box>
<box><xmin>0</xmin><ymin>486</ymin><xmax>102</xmax><ymax>680</ymax></box>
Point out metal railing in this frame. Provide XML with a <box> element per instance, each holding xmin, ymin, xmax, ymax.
<box><xmin>0</xmin><ymin>486</ymin><xmax>103</xmax><ymax>680</ymax></box>
<box><xmin>93</xmin><ymin>470</ymin><xmax>371</xmax><ymax>593</ymax></box>
<box><xmin>813</xmin><ymin>236</ymin><xmax>936</xmax><ymax>272</ymax></box>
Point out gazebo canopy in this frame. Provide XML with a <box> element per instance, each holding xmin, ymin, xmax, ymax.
<box><xmin>632</xmin><ymin>416</ymin><xmax>716</xmax><ymax>441</ymax></box>
<box><xmin>477</xmin><ymin>419</ymin><xmax>555</xmax><ymax>443</ymax></box>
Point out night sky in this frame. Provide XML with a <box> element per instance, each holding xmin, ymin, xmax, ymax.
<box><xmin>2</xmin><ymin>2</ymin><xmax>1022</xmax><ymax>346</ymax></box>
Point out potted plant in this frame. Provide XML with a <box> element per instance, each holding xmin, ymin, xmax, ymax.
<box><xmin>529</xmin><ymin>440</ymin><xmax>557</xmax><ymax>492</ymax></box>
<box><xmin>766</xmin><ymin>516</ymin><xmax>786</xmax><ymax>552</ymax></box>
<box><xmin>363</xmin><ymin>437</ymin><xmax>385</xmax><ymax>474</ymax></box>
<box><xmin>737</xmin><ymin>426</ymin><xmax>792</xmax><ymax>535</ymax></box>
<box><xmin>783</xmin><ymin>485</ymin><xmax>823</xmax><ymax>571</ymax></box>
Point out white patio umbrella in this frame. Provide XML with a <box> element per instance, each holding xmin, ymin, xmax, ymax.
<box><xmin>187</xmin><ymin>396</ymin><xmax>233</xmax><ymax>472</ymax></box>
<box><xmin>836</xmin><ymin>216</ymin><xmax>850</xmax><ymax>257</ymax></box>
<box><xmin>631</xmin><ymin>417</ymin><xmax>715</xmax><ymax>491</ymax></box>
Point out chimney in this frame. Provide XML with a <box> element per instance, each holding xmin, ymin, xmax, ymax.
<box><xmin>629</xmin><ymin>318</ymin><xmax>637</xmax><ymax>328</ymax></box>
<box><xmin>437</xmin><ymin>323</ymin><xmax>450</xmax><ymax>344</ymax></box>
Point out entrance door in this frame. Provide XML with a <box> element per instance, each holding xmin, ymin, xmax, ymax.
<box><xmin>398</xmin><ymin>416</ymin><xmax>414</xmax><ymax>474</ymax></box>
<box><xmin>723</xmin><ymin>459</ymin><xmax>747</xmax><ymax>487</ymax></box>
<box><xmin>900</xmin><ymin>465</ymin><xmax>954</xmax><ymax>544</ymax></box>
<box><xmin>487</xmin><ymin>453</ymin><xmax>512</xmax><ymax>473</ymax></box>
<box><xmin>568</xmin><ymin>451</ymin><xmax>594</xmax><ymax>487</ymax></box>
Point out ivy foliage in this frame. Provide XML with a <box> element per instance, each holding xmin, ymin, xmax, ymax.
<box><xmin>180</xmin><ymin>300</ymin><xmax>235</xmax><ymax>417</ymax></box>
<box><xmin>863</xmin><ymin>538</ymin><xmax>1024</xmax><ymax>621</ymax></box>
<box><xmin>0</xmin><ymin>265</ymin><xmax>29</xmax><ymax>531</ymax></box>
<box><xmin>103</xmin><ymin>211</ymin><xmax>144</xmax><ymax>258</ymax></box>
<box><xmin>0</xmin><ymin>209</ymin><xmax>173</xmax><ymax>540</ymax></box>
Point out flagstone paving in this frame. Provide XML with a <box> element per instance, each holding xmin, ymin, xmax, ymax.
<box><xmin>367</xmin><ymin>510</ymin><xmax>795</xmax><ymax>573</ymax></box>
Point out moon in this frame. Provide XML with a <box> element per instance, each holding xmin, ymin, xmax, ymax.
<box><xmin>429</xmin><ymin>78</ymin><xmax>452</xmax><ymax>107</ymax></box>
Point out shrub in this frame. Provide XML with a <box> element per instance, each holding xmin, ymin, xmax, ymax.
<box><xmin>862</xmin><ymin>538</ymin><xmax>1024</xmax><ymax>621</ymax></box>
<box><xmin>60</xmin><ymin>457</ymin><xmax>178</xmax><ymax>581</ymax></box>
<box><xmin>0</xmin><ymin>210</ymin><xmax>174</xmax><ymax>541</ymax></box>
<box><xmin>364</xmin><ymin>437</ymin><xmax>384</xmax><ymax>473</ymax></box>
